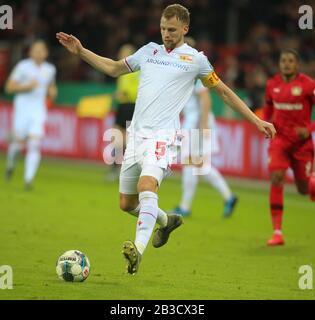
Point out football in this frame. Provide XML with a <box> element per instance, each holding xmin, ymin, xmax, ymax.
<box><xmin>56</xmin><ymin>250</ymin><xmax>90</xmax><ymax>282</ymax></box>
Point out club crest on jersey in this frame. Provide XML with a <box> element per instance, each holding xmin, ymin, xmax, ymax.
<box><xmin>179</xmin><ymin>54</ymin><xmax>193</xmax><ymax>62</ymax></box>
<box><xmin>153</xmin><ymin>49</ymin><xmax>158</xmax><ymax>55</ymax></box>
<box><xmin>291</xmin><ymin>86</ymin><xmax>302</xmax><ymax>96</ymax></box>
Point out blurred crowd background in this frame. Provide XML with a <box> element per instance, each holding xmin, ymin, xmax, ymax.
<box><xmin>1</xmin><ymin>0</ymin><xmax>315</xmax><ymax>110</ymax></box>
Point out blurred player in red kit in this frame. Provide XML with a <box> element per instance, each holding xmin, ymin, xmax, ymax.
<box><xmin>263</xmin><ymin>49</ymin><xmax>315</xmax><ymax>246</ymax></box>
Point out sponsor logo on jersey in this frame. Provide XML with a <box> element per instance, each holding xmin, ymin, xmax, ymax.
<box><xmin>179</xmin><ymin>54</ymin><xmax>193</xmax><ymax>62</ymax></box>
<box><xmin>274</xmin><ymin>102</ymin><xmax>303</xmax><ymax>110</ymax></box>
<box><xmin>291</xmin><ymin>86</ymin><xmax>302</xmax><ymax>96</ymax></box>
<box><xmin>273</xmin><ymin>88</ymin><xmax>280</xmax><ymax>93</ymax></box>
<box><xmin>146</xmin><ymin>58</ymin><xmax>189</xmax><ymax>71</ymax></box>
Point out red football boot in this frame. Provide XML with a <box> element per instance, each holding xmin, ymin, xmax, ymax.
<box><xmin>267</xmin><ymin>233</ymin><xmax>285</xmax><ymax>246</ymax></box>
<box><xmin>309</xmin><ymin>173</ymin><xmax>315</xmax><ymax>202</ymax></box>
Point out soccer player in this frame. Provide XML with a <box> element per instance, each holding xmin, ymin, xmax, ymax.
<box><xmin>172</xmin><ymin>78</ymin><xmax>238</xmax><ymax>218</ymax></box>
<box><xmin>263</xmin><ymin>49</ymin><xmax>315</xmax><ymax>246</ymax></box>
<box><xmin>57</xmin><ymin>4</ymin><xmax>275</xmax><ymax>274</ymax></box>
<box><xmin>5</xmin><ymin>40</ymin><xmax>57</xmax><ymax>190</ymax></box>
<box><xmin>107</xmin><ymin>44</ymin><xmax>139</xmax><ymax>181</ymax></box>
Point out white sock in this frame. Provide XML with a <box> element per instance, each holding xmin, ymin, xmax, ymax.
<box><xmin>203</xmin><ymin>166</ymin><xmax>232</xmax><ymax>201</ymax></box>
<box><xmin>180</xmin><ymin>166</ymin><xmax>198</xmax><ymax>211</ymax></box>
<box><xmin>135</xmin><ymin>191</ymin><xmax>158</xmax><ymax>255</ymax></box>
<box><xmin>129</xmin><ymin>204</ymin><xmax>167</xmax><ymax>227</ymax></box>
<box><xmin>6</xmin><ymin>141</ymin><xmax>22</xmax><ymax>170</ymax></box>
<box><xmin>156</xmin><ymin>208</ymin><xmax>168</xmax><ymax>227</ymax></box>
<box><xmin>24</xmin><ymin>139</ymin><xmax>41</xmax><ymax>184</ymax></box>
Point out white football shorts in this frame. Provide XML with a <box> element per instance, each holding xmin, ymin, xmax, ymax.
<box><xmin>13</xmin><ymin>110</ymin><xmax>46</xmax><ymax>139</ymax></box>
<box><xmin>119</xmin><ymin>134</ymin><xmax>180</xmax><ymax>195</ymax></box>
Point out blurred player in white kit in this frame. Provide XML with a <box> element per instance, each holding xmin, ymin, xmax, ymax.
<box><xmin>57</xmin><ymin>4</ymin><xmax>275</xmax><ymax>275</ymax></box>
<box><xmin>172</xmin><ymin>77</ymin><xmax>238</xmax><ymax>218</ymax></box>
<box><xmin>5</xmin><ymin>40</ymin><xmax>57</xmax><ymax>190</ymax></box>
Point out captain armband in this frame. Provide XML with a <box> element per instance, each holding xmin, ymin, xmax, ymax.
<box><xmin>201</xmin><ymin>71</ymin><xmax>221</xmax><ymax>88</ymax></box>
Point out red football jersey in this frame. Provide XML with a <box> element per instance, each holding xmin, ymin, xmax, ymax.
<box><xmin>264</xmin><ymin>73</ymin><xmax>315</xmax><ymax>144</ymax></box>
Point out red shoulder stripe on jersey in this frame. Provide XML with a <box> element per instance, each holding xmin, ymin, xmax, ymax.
<box><xmin>124</xmin><ymin>58</ymin><xmax>133</xmax><ymax>72</ymax></box>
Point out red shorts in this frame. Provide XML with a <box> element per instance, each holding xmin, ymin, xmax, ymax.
<box><xmin>268</xmin><ymin>138</ymin><xmax>314</xmax><ymax>181</ymax></box>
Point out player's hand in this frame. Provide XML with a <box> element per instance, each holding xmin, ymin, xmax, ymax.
<box><xmin>56</xmin><ymin>32</ymin><xmax>83</xmax><ymax>55</ymax></box>
<box><xmin>296</xmin><ymin>127</ymin><xmax>310</xmax><ymax>140</ymax></box>
<box><xmin>25</xmin><ymin>80</ymin><xmax>38</xmax><ymax>91</ymax></box>
<box><xmin>256</xmin><ymin>119</ymin><xmax>276</xmax><ymax>139</ymax></box>
<box><xmin>199</xmin><ymin>124</ymin><xmax>210</xmax><ymax>139</ymax></box>
<box><xmin>203</xmin><ymin>129</ymin><xmax>210</xmax><ymax>139</ymax></box>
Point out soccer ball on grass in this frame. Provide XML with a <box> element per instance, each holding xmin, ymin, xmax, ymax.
<box><xmin>56</xmin><ymin>250</ymin><xmax>90</xmax><ymax>282</ymax></box>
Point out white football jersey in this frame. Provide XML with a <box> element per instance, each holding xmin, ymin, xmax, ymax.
<box><xmin>9</xmin><ymin>58</ymin><xmax>56</xmax><ymax>117</ymax></box>
<box><xmin>124</xmin><ymin>42</ymin><xmax>215</xmax><ymax>138</ymax></box>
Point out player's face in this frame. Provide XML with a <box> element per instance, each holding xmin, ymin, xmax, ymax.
<box><xmin>30</xmin><ymin>42</ymin><xmax>49</xmax><ymax>64</ymax></box>
<box><xmin>160</xmin><ymin>16</ymin><xmax>188</xmax><ymax>50</ymax></box>
<box><xmin>279</xmin><ymin>53</ymin><xmax>299</xmax><ymax>77</ymax></box>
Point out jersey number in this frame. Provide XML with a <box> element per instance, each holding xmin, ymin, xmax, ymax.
<box><xmin>155</xmin><ymin>141</ymin><xmax>167</xmax><ymax>160</ymax></box>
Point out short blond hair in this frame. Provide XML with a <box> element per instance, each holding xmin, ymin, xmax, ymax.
<box><xmin>162</xmin><ymin>4</ymin><xmax>190</xmax><ymax>25</ymax></box>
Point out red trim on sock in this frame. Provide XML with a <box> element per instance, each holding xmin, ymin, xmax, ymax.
<box><xmin>124</xmin><ymin>58</ymin><xmax>133</xmax><ymax>72</ymax></box>
<box><xmin>139</xmin><ymin>212</ymin><xmax>157</xmax><ymax>220</ymax></box>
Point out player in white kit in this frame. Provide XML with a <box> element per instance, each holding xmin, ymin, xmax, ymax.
<box><xmin>172</xmin><ymin>79</ymin><xmax>238</xmax><ymax>218</ymax></box>
<box><xmin>5</xmin><ymin>40</ymin><xmax>57</xmax><ymax>190</ymax></box>
<box><xmin>57</xmin><ymin>4</ymin><xmax>276</xmax><ymax>275</ymax></box>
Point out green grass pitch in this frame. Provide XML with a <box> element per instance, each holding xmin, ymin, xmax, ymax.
<box><xmin>0</xmin><ymin>154</ymin><xmax>314</xmax><ymax>300</ymax></box>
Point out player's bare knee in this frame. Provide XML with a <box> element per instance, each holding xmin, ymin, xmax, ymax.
<box><xmin>296</xmin><ymin>182</ymin><xmax>308</xmax><ymax>195</ymax></box>
<box><xmin>119</xmin><ymin>203</ymin><xmax>132</xmax><ymax>212</ymax></box>
<box><xmin>271</xmin><ymin>171</ymin><xmax>285</xmax><ymax>186</ymax></box>
<box><xmin>119</xmin><ymin>199</ymin><xmax>134</xmax><ymax>212</ymax></box>
<box><xmin>137</xmin><ymin>176</ymin><xmax>158</xmax><ymax>193</ymax></box>
<box><xmin>298</xmin><ymin>188</ymin><xmax>308</xmax><ymax>195</ymax></box>
<box><xmin>119</xmin><ymin>194</ymin><xmax>138</xmax><ymax>212</ymax></box>
<box><xmin>11</xmin><ymin>137</ymin><xmax>24</xmax><ymax>148</ymax></box>
<box><xmin>27</xmin><ymin>138</ymin><xmax>41</xmax><ymax>152</ymax></box>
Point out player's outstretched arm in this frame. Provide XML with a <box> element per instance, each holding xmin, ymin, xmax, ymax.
<box><xmin>5</xmin><ymin>79</ymin><xmax>38</xmax><ymax>94</ymax></box>
<box><xmin>56</xmin><ymin>32</ymin><xmax>129</xmax><ymax>78</ymax></box>
<box><xmin>213</xmin><ymin>81</ymin><xmax>276</xmax><ymax>138</ymax></box>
